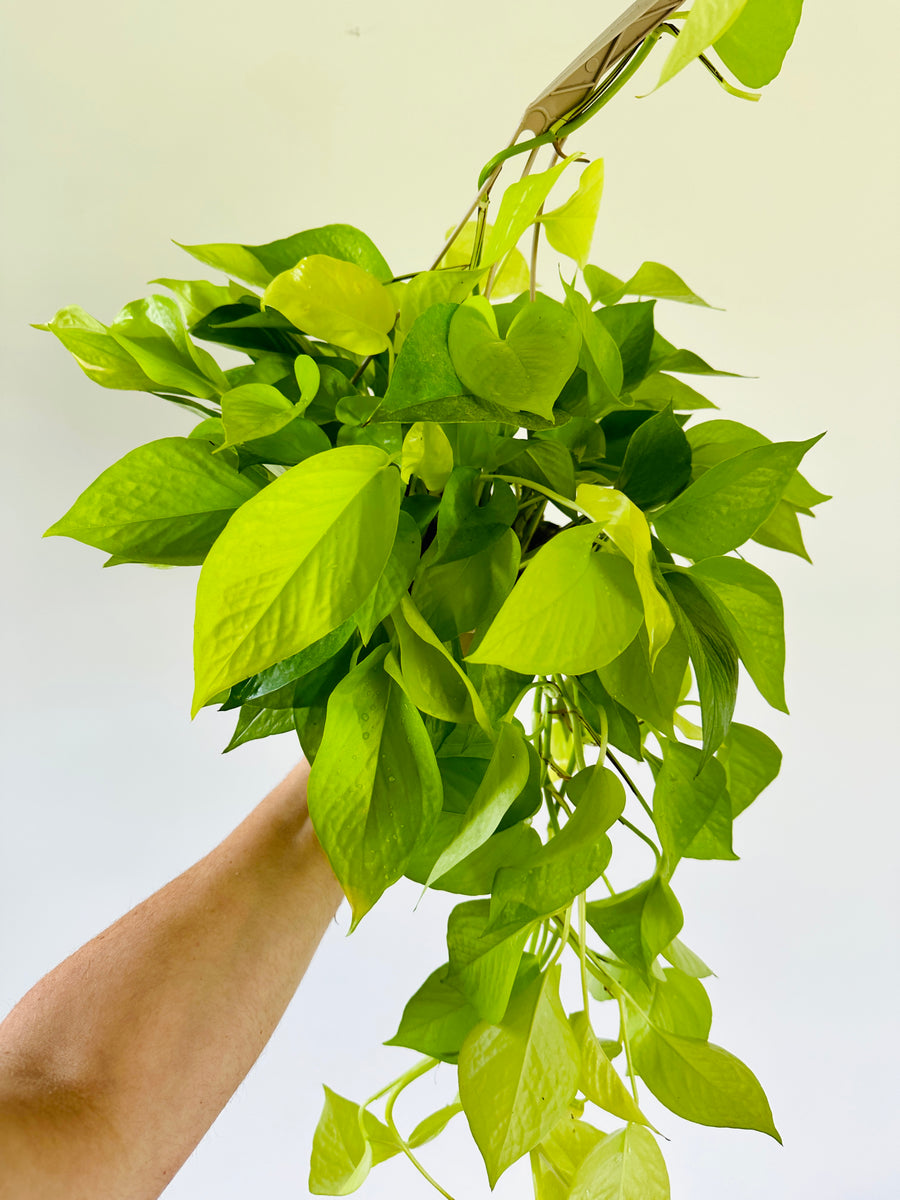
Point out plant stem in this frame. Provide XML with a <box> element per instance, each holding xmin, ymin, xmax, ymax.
<box><xmin>607</xmin><ymin>749</ymin><xmax>654</xmax><ymax>821</ymax></box>
<box><xmin>618</xmin><ymin>814</ymin><xmax>661</xmax><ymax>861</ymax></box>
<box><xmin>617</xmin><ymin>993</ymin><xmax>641</xmax><ymax>1105</ymax></box>
<box><xmin>382</xmin><ymin>1059</ymin><xmax>458</xmax><ymax>1200</ymax></box>
<box><xmin>577</xmin><ymin>893</ymin><xmax>591</xmax><ymax>1018</ymax></box>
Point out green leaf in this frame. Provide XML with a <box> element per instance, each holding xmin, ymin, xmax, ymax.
<box><xmin>400</xmin><ymin>421</ymin><xmax>454</xmax><ymax>492</ymax></box>
<box><xmin>533</xmin><ymin>1116</ymin><xmax>606</xmax><ymax>1194</ymax></box>
<box><xmin>616</xmin><ymin>404</ymin><xmax>692</xmax><ymax>509</ymax></box>
<box><xmin>35</xmin><ymin>305</ymin><xmax>157</xmax><ymax>392</ymax></box>
<box><xmin>429</xmin><ymin>468</ymin><xmax>517</xmax><ymax>567</ymax></box>
<box><xmin>307</xmin><ymin>645</ymin><xmax>442</xmax><ymax>927</ymax></box>
<box><xmin>458</xmin><ymin>966</ymin><xmax>580</xmax><ymax>1187</ymax></box>
<box><xmin>407</xmin><ymin>818</ymin><xmax>541</xmax><ymax>896</ymax></box>
<box><xmin>714</xmin><ymin>0</ymin><xmax>804</xmax><ymax>88</ymax></box>
<box><xmin>632</xmin><ymin>1023</ymin><xmax>781</xmax><ymax>1141</ymax></box>
<box><xmin>412</xmin><ymin>528</ymin><xmax>520</xmax><ymax>643</ymax></box>
<box><xmin>385</xmin><ymin>964</ymin><xmax>480</xmax><ymax>1062</ymax></box>
<box><xmin>717</xmin><ymin>722</ymin><xmax>782</xmax><ymax>817</ymax></box>
<box><xmin>688</xmin><ymin>556</ymin><xmax>787</xmax><ymax>711</ymax></box>
<box><xmin>482</xmin><ymin>156</ymin><xmax>579</xmax><ymax>264</ymax></box>
<box><xmin>575</xmin><ymin>673</ymin><xmax>644</xmax><ymax>760</ymax></box>
<box><xmin>664</xmin><ymin>572</ymin><xmax>739</xmax><ymax>765</ymax></box>
<box><xmin>649</xmin><ymin>968</ymin><xmax>713</xmax><ymax>1039</ymax></box>
<box><xmin>630</xmin><ymin>373</ymin><xmax>717</xmax><ymax>412</ymax></box>
<box><xmin>570</xmin><ymin>1011</ymin><xmax>650</xmax><ymax>1125</ymax></box>
<box><xmin>108</xmin><ymin>296</ymin><xmax>227</xmax><ymax>398</ymax></box>
<box><xmin>488</xmin><ymin>769</ymin><xmax>618</xmax><ymax>931</ymax></box>
<box><xmin>178</xmin><ymin>223</ymin><xmax>392</xmax><ymax>286</ymax></box>
<box><xmin>653</xmin><ymin>739</ymin><xmax>736</xmax><ymax>872</ymax></box>
<box><xmin>497</xmin><ymin>438</ymin><xmax>576</xmax><ymax>500</ymax></box>
<box><xmin>448</xmin><ymin>295</ymin><xmax>581</xmax><ymax>421</ymax></box>
<box><xmin>354</xmin><ymin>510</ymin><xmax>421</xmax><ymax>644</ymax></box>
<box><xmin>687</xmin><ymin>418</ymin><xmax>829</xmax><ymax>509</ymax></box>
<box><xmin>595</xmin><ymin>302</ymin><xmax>656</xmax><ymax>391</ymax></box>
<box><xmin>396</xmin><ymin>269</ymin><xmax>486</xmax><ymax>337</ymax></box>
<box><xmin>655</xmin><ymin>0</ymin><xmax>751</xmax><ymax>90</ymax></box>
<box><xmin>263</xmin><ymin>255</ymin><xmax>396</xmax><ymax>355</ymax></box>
<box><xmin>751</xmin><ymin>498</ymin><xmax>812</xmax><ymax>561</ymax></box>
<box><xmin>426</xmin><ymin>720</ymin><xmax>530</xmax><ymax>885</ymax></box>
<box><xmin>576</xmin><ymin>485</ymin><xmax>675</xmax><ymax>664</ymax></box>
<box><xmin>653</xmin><ymin>435</ymin><xmax>823</xmax><ymax>559</ymax></box>
<box><xmin>648</xmin><ymin>331</ymin><xmax>740</xmax><ymax>378</ymax></box>
<box><xmin>586</xmin><ymin>261</ymin><xmax>712</xmax><ymax>308</ymax></box>
<box><xmin>308</xmin><ymin>1086</ymin><xmax>397</xmax><ymax>1195</ymax></box>
<box><xmin>382</xmin><ymin>302</ymin><xmax>469</xmax><ymax>413</ymax></box>
<box><xmin>223</xmin><ymin>702</ymin><xmax>296</xmax><ymax>752</ymax></box>
<box><xmin>466</xmin><ymin>525</ymin><xmax>643</xmax><ymax>675</ymax></box>
<box><xmin>191</xmin><ymin>445</ymin><xmax>400</xmax><ymax>713</ymax></box>
<box><xmin>586</xmin><ymin>876</ymin><xmax>683</xmax><ymax>979</ymax></box>
<box><xmin>390</xmin><ymin>594</ymin><xmax>492</xmax><ymax>732</ymax></box>
<box><xmin>223</xmin><ymin>620</ymin><xmax>356</xmax><ymax>708</ymax></box>
<box><xmin>561</xmin><ymin>280</ymin><xmax>624</xmax><ymax>412</ymax></box>
<box><xmin>597</xmin><ymin>627</ymin><xmax>689</xmax><ymax>739</ymax></box>
<box><xmin>568</xmin><ymin>1124</ymin><xmax>670</xmax><ymax>1200</ymax></box>
<box><xmin>538</xmin><ymin>159</ymin><xmax>605</xmax><ymax>268</ymax></box>
<box><xmin>446</xmin><ymin>899</ymin><xmax>535</xmax><ymax>1024</ymax></box>
<box><xmin>44</xmin><ymin>437</ymin><xmax>262</xmax><ymax>566</ymax></box>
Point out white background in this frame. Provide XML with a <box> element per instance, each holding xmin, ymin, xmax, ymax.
<box><xmin>2</xmin><ymin>1</ymin><xmax>898</xmax><ymax>1196</ymax></box>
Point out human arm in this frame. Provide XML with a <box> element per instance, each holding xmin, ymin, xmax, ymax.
<box><xmin>0</xmin><ymin>759</ymin><xmax>343</xmax><ymax>1200</ymax></box>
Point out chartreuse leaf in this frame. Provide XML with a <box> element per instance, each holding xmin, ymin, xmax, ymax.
<box><xmin>496</xmin><ymin>438</ymin><xmax>576</xmax><ymax>500</ymax></box>
<box><xmin>385</xmin><ymin>964</ymin><xmax>480</xmax><ymax>1062</ymax></box>
<box><xmin>632</xmin><ymin>1021</ymin><xmax>781</xmax><ymax>1141</ymax></box>
<box><xmin>308</xmin><ymin>1085</ymin><xmax>398</xmax><ymax>1195</ymax></box>
<box><xmin>307</xmin><ymin>644</ymin><xmax>441</xmax><ymax>927</ymax></box>
<box><xmin>448</xmin><ymin>295</ymin><xmax>581</xmax><ymax>421</ymax></box>
<box><xmin>412</xmin><ymin>528</ymin><xmax>520</xmax><ymax>643</ymax></box>
<box><xmin>354</xmin><ymin>511</ymin><xmax>420</xmax><ymax>645</ymax></box>
<box><xmin>224</xmin><ymin>620</ymin><xmax>356</xmax><ymax>708</ymax></box>
<box><xmin>714</xmin><ymin>0</ymin><xmax>804</xmax><ymax>88</ymax></box>
<box><xmin>178</xmin><ymin>222</ymin><xmax>392</xmax><ymax>286</ymax></box>
<box><xmin>585</xmin><ymin>261</ymin><xmax>713</xmax><ymax>308</ymax></box>
<box><xmin>152</xmin><ymin>277</ymin><xmax>248</xmax><ymax>326</ymax></box>
<box><xmin>218</xmin><ymin>382</ymin><xmax>327</xmax><ymax>454</ymax></box>
<box><xmin>664</xmin><ymin>572</ymin><xmax>740</xmax><ymax>765</ymax></box>
<box><xmin>397</xmin><ymin>269</ymin><xmax>485</xmax><ymax>339</ymax></box>
<box><xmin>717</xmin><ymin>722</ymin><xmax>782</xmax><ymax>817</ymax></box>
<box><xmin>435</xmin><ymin>223</ymin><xmax>529</xmax><ymax>299</ymax></box>
<box><xmin>44</xmin><ymin>437</ymin><xmax>261</xmax><ymax>566</ymax></box>
<box><xmin>399</xmin><ymin>421</ymin><xmax>454</xmax><ymax>492</ymax></box>
<box><xmin>410</xmin><ymin>820</ymin><xmax>541</xmax><ymax>896</ymax></box>
<box><xmin>263</xmin><ymin>255</ymin><xmax>396</xmax><ymax>355</ymax></box>
<box><xmin>577</xmin><ymin>485</ymin><xmax>675</xmax><ymax>664</ymax></box>
<box><xmin>752</xmin><ymin>499</ymin><xmax>812</xmax><ymax>561</ymax></box>
<box><xmin>570</xmin><ymin>1011</ymin><xmax>650</xmax><ymax>1125</ymax></box>
<box><xmin>426</xmin><ymin>720</ymin><xmax>530</xmax><ymax>885</ymax></box>
<box><xmin>35</xmin><ymin>305</ymin><xmax>159</xmax><ymax>392</ymax></box>
<box><xmin>538</xmin><ymin>158</ymin><xmax>605</xmax><ymax>267</ymax></box>
<box><xmin>586</xmin><ymin>876</ymin><xmax>683</xmax><ymax>980</ymax></box>
<box><xmin>650</xmin><ymin>968</ymin><xmax>713</xmax><ymax>1039</ymax></box>
<box><xmin>482</xmin><ymin>155</ymin><xmax>580</xmax><ymax>264</ymax></box>
<box><xmin>430</xmin><ymin>468</ymin><xmax>517</xmax><ymax>567</ymax></box>
<box><xmin>615</xmin><ymin>404</ymin><xmax>692</xmax><ymax>509</ymax></box>
<box><xmin>487</xmin><ymin>770</ymin><xmax>618</xmax><ymax>931</ymax></box>
<box><xmin>663</xmin><ymin>937</ymin><xmax>714</xmax><ymax>979</ymax></box>
<box><xmin>653</xmin><ymin>435</ymin><xmax>823</xmax><ymax>559</ymax></box>
<box><xmin>655</xmin><ymin>0</ymin><xmax>751</xmax><ymax>91</ymax></box>
<box><xmin>688</xmin><ymin>556</ymin><xmax>787</xmax><ymax>711</ymax></box>
<box><xmin>446</xmin><ymin>900</ymin><xmax>535</xmax><ymax>1023</ymax></box>
<box><xmin>532</xmin><ymin>1117</ymin><xmax>605</xmax><ymax>1199</ymax></box>
<box><xmin>293</xmin><ymin>354</ymin><xmax>321</xmax><ymax>412</ymax></box>
<box><xmin>382</xmin><ymin>303</ymin><xmax>468</xmax><ymax>414</ymax></box>
<box><xmin>458</xmin><ymin>965</ymin><xmax>580</xmax><ymax>1187</ymax></box>
<box><xmin>598</xmin><ymin>627</ymin><xmax>689</xmax><ymax>739</ymax></box>
<box><xmin>653</xmin><ymin>739</ymin><xmax>736</xmax><ymax>872</ymax></box>
<box><xmin>108</xmin><ymin>296</ymin><xmax>228</xmax><ymax>398</ymax></box>
<box><xmin>408</xmin><ymin>1100</ymin><xmax>464</xmax><ymax>1149</ymax></box>
<box><xmin>191</xmin><ymin>445</ymin><xmax>399</xmax><ymax>713</ymax></box>
<box><xmin>568</xmin><ymin>1124</ymin><xmax>670</xmax><ymax>1200</ymax></box>
<box><xmin>561</xmin><ymin>280</ymin><xmax>623</xmax><ymax>412</ymax></box>
<box><xmin>466</xmin><ymin>525</ymin><xmax>643</xmax><ymax>675</ymax></box>
<box><xmin>687</xmin><ymin>418</ymin><xmax>829</xmax><ymax>509</ymax></box>
<box><xmin>390</xmin><ymin>593</ymin><xmax>492</xmax><ymax>734</ymax></box>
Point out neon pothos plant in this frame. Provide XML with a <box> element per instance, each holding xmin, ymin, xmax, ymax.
<box><xmin>39</xmin><ymin>2</ymin><xmax>819</xmax><ymax>1196</ymax></box>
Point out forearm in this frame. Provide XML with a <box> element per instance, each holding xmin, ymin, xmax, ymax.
<box><xmin>0</xmin><ymin>759</ymin><xmax>344</xmax><ymax>1200</ymax></box>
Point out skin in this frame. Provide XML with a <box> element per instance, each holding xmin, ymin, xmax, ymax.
<box><xmin>0</xmin><ymin>759</ymin><xmax>344</xmax><ymax>1200</ymax></box>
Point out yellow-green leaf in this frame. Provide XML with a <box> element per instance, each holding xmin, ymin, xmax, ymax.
<box><xmin>538</xmin><ymin>159</ymin><xmax>605</xmax><ymax>268</ymax></box>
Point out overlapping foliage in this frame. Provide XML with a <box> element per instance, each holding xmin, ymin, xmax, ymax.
<box><xmin>40</xmin><ymin>3</ymin><xmax>818</xmax><ymax>1195</ymax></box>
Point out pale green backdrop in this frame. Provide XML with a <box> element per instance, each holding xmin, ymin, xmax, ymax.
<box><xmin>1</xmin><ymin>2</ymin><xmax>898</xmax><ymax>1197</ymax></box>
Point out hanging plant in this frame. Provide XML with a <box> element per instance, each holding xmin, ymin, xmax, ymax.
<box><xmin>38</xmin><ymin>1</ymin><xmax>821</xmax><ymax>1196</ymax></box>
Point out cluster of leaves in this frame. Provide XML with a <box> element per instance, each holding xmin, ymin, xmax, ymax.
<box><xmin>39</xmin><ymin>3</ymin><xmax>816</xmax><ymax>1196</ymax></box>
